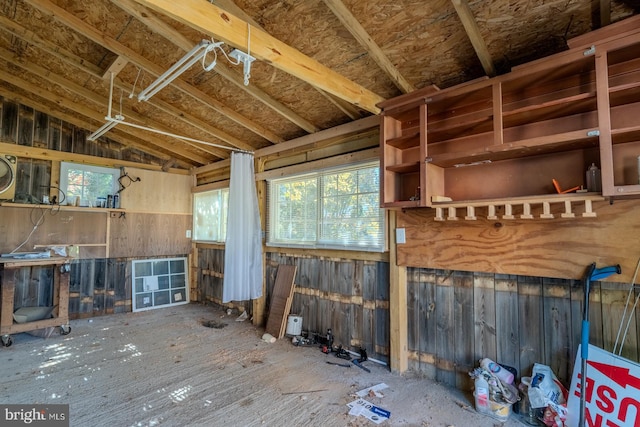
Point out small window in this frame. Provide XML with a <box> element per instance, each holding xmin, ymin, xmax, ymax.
<box><xmin>193</xmin><ymin>188</ymin><xmax>229</xmax><ymax>242</ymax></box>
<box><xmin>267</xmin><ymin>161</ymin><xmax>385</xmax><ymax>252</ymax></box>
<box><xmin>59</xmin><ymin>162</ymin><xmax>119</xmax><ymax>206</ymax></box>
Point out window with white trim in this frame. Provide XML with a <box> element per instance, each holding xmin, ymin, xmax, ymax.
<box><xmin>59</xmin><ymin>162</ymin><xmax>119</xmax><ymax>206</ymax></box>
<box><xmin>193</xmin><ymin>188</ymin><xmax>229</xmax><ymax>242</ymax></box>
<box><xmin>267</xmin><ymin>161</ymin><xmax>385</xmax><ymax>252</ymax></box>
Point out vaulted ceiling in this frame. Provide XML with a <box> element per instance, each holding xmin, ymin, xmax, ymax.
<box><xmin>0</xmin><ymin>0</ymin><xmax>638</xmax><ymax>170</ymax></box>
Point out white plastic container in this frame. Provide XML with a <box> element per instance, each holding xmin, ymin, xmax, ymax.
<box><xmin>480</xmin><ymin>358</ymin><xmax>514</xmax><ymax>384</ymax></box>
<box><xmin>285</xmin><ymin>315</ymin><xmax>302</xmax><ymax>336</ymax></box>
<box><xmin>474</xmin><ymin>375</ymin><xmax>491</xmax><ymax>415</ymax></box>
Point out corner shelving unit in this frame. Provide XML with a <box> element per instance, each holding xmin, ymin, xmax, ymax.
<box><xmin>379</xmin><ymin>15</ymin><xmax>640</xmax><ymax>217</ymax></box>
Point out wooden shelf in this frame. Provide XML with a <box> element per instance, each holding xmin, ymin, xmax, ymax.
<box><xmin>386</xmin><ymin>162</ymin><xmax>420</xmax><ymax>173</ymax></box>
<box><xmin>379</xmin><ymin>19</ymin><xmax>640</xmax><ymax>208</ymax></box>
<box><xmin>0</xmin><ymin>202</ymin><xmax>125</xmax><ymax>213</ymax></box>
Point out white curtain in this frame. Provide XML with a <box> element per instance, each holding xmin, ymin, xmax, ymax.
<box><xmin>223</xmin><ymin>152</ymin><xmax>263</xmax><ymax>303</ymax></box>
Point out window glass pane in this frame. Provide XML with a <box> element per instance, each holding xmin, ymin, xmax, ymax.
<box><xmin>60</xmin><ymin>162</ymin><xmax>118</xmax><ymax>206</ymax></box>
<box><xmin>267</xmin><ymin>162</ymin><xmax>384</xmax><ymax>251</ymax></box>
<box><xmin>153</xmin><ymin>261</ymin><xmax>169</xmax><ymax>275</ymax></box>
<box><xmin>193</xmin><ymin>188</ymin><xmax>228</xmax><ymax>242</ymax></box>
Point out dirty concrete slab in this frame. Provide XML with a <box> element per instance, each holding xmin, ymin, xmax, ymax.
<box><xmin>0</xmin><ymin>304</ymin><xmax>525</xmax><ymax>426</ymax></box>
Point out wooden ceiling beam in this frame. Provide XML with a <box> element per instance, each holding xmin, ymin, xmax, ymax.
<box><xmin>102</xmin><ymin>55</ymin><xmax>129</xmax><ymax>79</ymax></box>
<box><xmin>321</xmin><ymin>0</ymin><xmax>415</xmax><ymax>94</ymax></box>
<box><xmin>0</xmin><ymin>47</ymin><xmax>225</xmax><ymax>161</ymax></box>
<box><xmin>0</xmin><ymin>85</ymin><xmax>192</xmax><ymax>169</ymax></box>
<box><xmin>0</xmin><ymin>16</ymin><xmax>243</xmax><ymax>157</ymax></box>
<box><xmin>450</xmin><ymin>0</ymin><xmax>496</xmax><ymax>77</ymax></box>
<box><xmin>111</xmin><ymin>0</ymin><xmax>320</xmax><ymax>134</ymax></box>
<box><xmin>0</xmin><ymin>69</ymin><xmax>212</xmax><ymax>165</ymax></box>
<box><xmin>0</xmin><ymin>141</ymin><xmax>189</xmax><ymax>174</ymax></box>
<box><xmin>133</xmin><ymin>0</ymin><xmax>385</xmax><ymax>114</ymax></box>
<box><xmin>24</xmin><ymin>0</ymin><xmax>283</xmax><ymax>146</ymax></box>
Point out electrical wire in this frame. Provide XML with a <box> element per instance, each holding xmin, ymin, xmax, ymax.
<box><xmin>10</xmin><ymin>206</ymin><xmax>46</xmax><ymax>253</ymax></box>
<box><xmin>613</xmin><ymin>257</ymin><xmax>640</xmax><ymax>355</ymax></box>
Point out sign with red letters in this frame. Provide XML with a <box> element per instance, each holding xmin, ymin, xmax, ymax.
<box><xmin>567</xmin><ymin>344</ymin><xmax>640</xmax><ymax>427</ymax></box>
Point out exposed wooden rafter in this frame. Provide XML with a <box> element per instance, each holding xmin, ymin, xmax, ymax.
<box><xmin>321</xmin><ymin>0</ymin><xmax>415</xmax><ymax>94</ymax></box>
<box><xmin>25</xmin><ymin>0</ymin><xmax>283</xmax><ymax>148</ymax></box>
<box><xmin>110</xmin><ymin>0</ymin><xmax>320</xmax><ymax>134</ymax></box>
<box><xmin>450</xmin><ymin>0</ymin><xmax>496</xmax><ymax>77</ymax></box>
<box><xmin>133</xmin><ymin>0</ymin><xmax>385</xmax><ymax>114</ymax></box>
<box><xmin>102</xmin><ymin>55</ymin><xmax>129</xmax><ymax>79</ymax></box>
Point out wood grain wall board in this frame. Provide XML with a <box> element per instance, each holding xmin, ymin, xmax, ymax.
<box><xmin>120</xmin><ymin>168</ymin><xmax>192</xmax><ymax>214</ymax></box>
<box><xmin>48</xmin><ymin>117</ymin><xmax>61</xmax><ymax>151</ymax></box>
<box><xmin>108</xmin><ymin>212</ymin><xmax>191</xmax><ymax>258</ymax></box>
<box><xmin>495</xmin><ymin>274</ymin><xmax>520</xmax><ymax>376</ymax></box>
<box><xmin>264</xmin><ymin>264</ymin><xmax>297</xmax><ymax>338</ymax></box>
<box><xmin>18</xmin><ymin>105</ymin><xmax>33</xmax><ymax>148</ymax></box>
<box><xmin>435</xmin><ymin>271</ymin><xmax>456</xmax><ymax>385</ymax></box>
<box><xmin>542</xmin><ymin>277</ymin><xmax>573</xmax><ymax>385</ymax></box>
<box><xmin>60</xmin><ymin>122</ymin><xmax>73</xmax><ymax>153</ymax></box>
<box><xmin>601</xmin><ymin>281</ymin><xmax>638</xmax><ymax>361</ymax></box>
<box><xmin>397</xmin><ymin>200</ymin><xmax>640</xmax><ymax>284</ymax></box>
<box><xmin>2</xmin><ymin>99</ymin><xmax>18</xmax><ymax>143</ymax></box>
<box><xmin>473</xmin><ymin>272</ymin><xmax>498</xmax><ymax>362</ymax></box>
<box><xmin>517</xmin><ymin>275</ymin><xmax>545</xmax><ymax>377</ymax></box>
<box><xmin>407</xmin><ymin>271</ymin><xmax>420</xmax><ymax>357</ymax></box>
<box><xmin>33</xmin><ymin>110</ymin><xmax>48</xmax><ymax>148</ymax></box>
<box><xmin>417</xmin><ymin>269</ymin><xmax>438</xmax><ymax>378</ymax></box>
<box><xmin>453</xmin><ymin>271</ymin><xmax>475</xmax><ymax>389</ymax></box>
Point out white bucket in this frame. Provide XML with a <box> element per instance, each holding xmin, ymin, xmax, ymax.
<box><xmin>285</xmin><ymin>315</ymin><xmax>302</xmax><ymax>336</ymax></box>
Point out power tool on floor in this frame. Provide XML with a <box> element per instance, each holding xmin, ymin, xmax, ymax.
<box><xmin>352</xmin><ymin>347</ymin><xmax>370</xmax><ymax>372</ymax></box>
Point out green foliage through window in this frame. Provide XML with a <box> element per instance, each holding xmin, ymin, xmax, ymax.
<box><xmin>267</xmin><ymin>162</ymin><xmax>384</xmax><ymax>252</ymax></box>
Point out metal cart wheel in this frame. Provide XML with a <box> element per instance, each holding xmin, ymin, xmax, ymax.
<box><xmin>60</xmin><ymin>325</ymin><xmax>71</xmax><ymax>335</ymax></box>
<box><xmin>1</xmin><ymin>334</ymin><xmax>13</xmax><ymax>347</ymax></box>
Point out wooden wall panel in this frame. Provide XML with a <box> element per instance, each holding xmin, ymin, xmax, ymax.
<box><xmin>108</xmin><ymin>212</ymin><xmax>191</xmax><ymax>258</ymax></box>
<box><xmin>398</xmin><ymin>199</ymin><xmax>640</xmax><ymax>284</ymax></box>
<box><xmin>0</xmin><ymin>207</ymin><xmax>108</xmax><ymax>255</ymax></box>
<box><xmin>406</xmin><ymin>267</ymin><xmax>640</xmax><ymax>389</ymax></box>
<box><xmin>120</xmin><ymin>168</ymin><xmax>192</xmax><ymax>214</ymax></box>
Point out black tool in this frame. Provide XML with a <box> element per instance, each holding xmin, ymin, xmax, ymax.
<box><xmin>334</xmin><ymin>345</ymin><xmax>351</xmax><ymax>360</ymax></box>
<box><xmin>326</xmin><ymin>361</ymin><xmax>351</xmax><ymax>368</ymax></box>
<box><xmin>352</xmin><ymin>347</ymin><xmax>370</xmax><ymax>372</ymax></box>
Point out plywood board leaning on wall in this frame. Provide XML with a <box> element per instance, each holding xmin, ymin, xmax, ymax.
<box><xmin>120</xmin><ymin>168</ymin><xmax>192</xmax><ymax>214</ymax></box>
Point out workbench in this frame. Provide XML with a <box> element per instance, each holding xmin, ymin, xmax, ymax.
<box><xmin>0</xmin><ymin>257</ymin><xmax>71</xmax><ymax>347</ymax></box>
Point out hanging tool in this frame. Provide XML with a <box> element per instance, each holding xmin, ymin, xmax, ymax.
<box><xmin>578</xmin><ymin>262</ymin><xmax>621</xmax><ymax>427</ymax></box>
<box><xmin>352</xmin><ymin>348</ymin><xmax>370</xmax><ymax>372</ymax></box>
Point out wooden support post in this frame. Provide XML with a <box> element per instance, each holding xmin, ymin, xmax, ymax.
<box><xmin>540</xmin><ymin>201</ymin><xmax>554</xmax><ymax>219</ymax></box>
<box><xmin>434</xmin><ymin>207</ymin><xmax>445</xmax><ymax>221</ymax></box>
<box><xmin>252</xmin><ymin>159</ymin><xmax>268</xmax><ymax>326</ymax></box>
<box><xmin>465</xmin><ymin>205</ymin><xmax>477</xmax><ymax>220</ymax></box>
<box><xmin>503</xmin><ymin>204</ymin><xmax>515</xmax><ymax>219</ymax></box>
<box><xmin>561</xmin><ymin>200</ymin><xmax>575</xmax><ymax>218</ymax></box>
<box><xmin>521</xmin><ymin>202</ymin><xmax>533</xmax><ymax>219</ymax></box>
<box><xmin>389</xmin><ymin>210</ymin><xmax>408</xmax><ymax>373</ymax></box>
<box><xmin>582</xmin><ymin>199</ymin><xmax>597</xmax><ymax>217</ymax></box>
<box><xmin>447</xmin><ymin>207</ymin><xmax>458</xmax><ymax>221</ymax></box>
<box><xmin>487</xmin><ymin>205</ymin><xmax>498</xmax><ymax>220</ymax></box>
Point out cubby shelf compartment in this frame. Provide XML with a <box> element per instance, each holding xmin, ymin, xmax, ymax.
<box><xmin>378</xmin><ymin>16</ymin><xmax>640</xmax><ymax>209</ymax></box>
<box><xmin>433</xmin><ymin>194</ymin><xmax>605</xmax><ymax>221</ymax></box>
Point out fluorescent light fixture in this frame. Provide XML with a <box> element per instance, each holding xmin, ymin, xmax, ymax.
<box><xmin>87</xmin><ymin>114</ymin><xmax>124</xmax><ymax>141</ymax></box>
<box><xmin>138</xmin><ymin>40</ymin><xmax>223</xmax><ymax>101</ymax></box>
<box><xmin>107</xmin><ymin>116</ymin><xmax>252</xmax><ymax>153</ymax></box>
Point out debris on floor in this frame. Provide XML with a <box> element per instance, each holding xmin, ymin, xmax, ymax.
<box><xmin>202</xmin><ymin>320</ymin><xmax>227</xmax><ymax>329</ymax></box>
<box><xmin>235</xmin><ymin>311</ymin><xmax>248</xmax><ymax>322</ymax></box>
<box><xmin>261</xmin><ymin>333</ymin><xmax>276</xmax><ymax>343</ymax></box>
<box><xmin>347</xmin><ymin>398</ymin><xmax>391</xmax><ymax>424</ymax></box>
<box><xmin>356</xmin><ymin>383</ymin><xmax>388</xmax><ymax>398</ymax></box>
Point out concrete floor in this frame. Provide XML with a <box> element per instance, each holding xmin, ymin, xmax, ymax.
<box><xmin>0</xmin><ymin>303</ymin><xmax>526</xmax><ymax>426</ymax></box>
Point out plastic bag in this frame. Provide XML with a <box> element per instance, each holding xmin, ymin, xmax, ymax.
<box><xmin>528</xmin><ymin>363</ymin><xmax>568</xmax><ymax>426</ymax></box>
